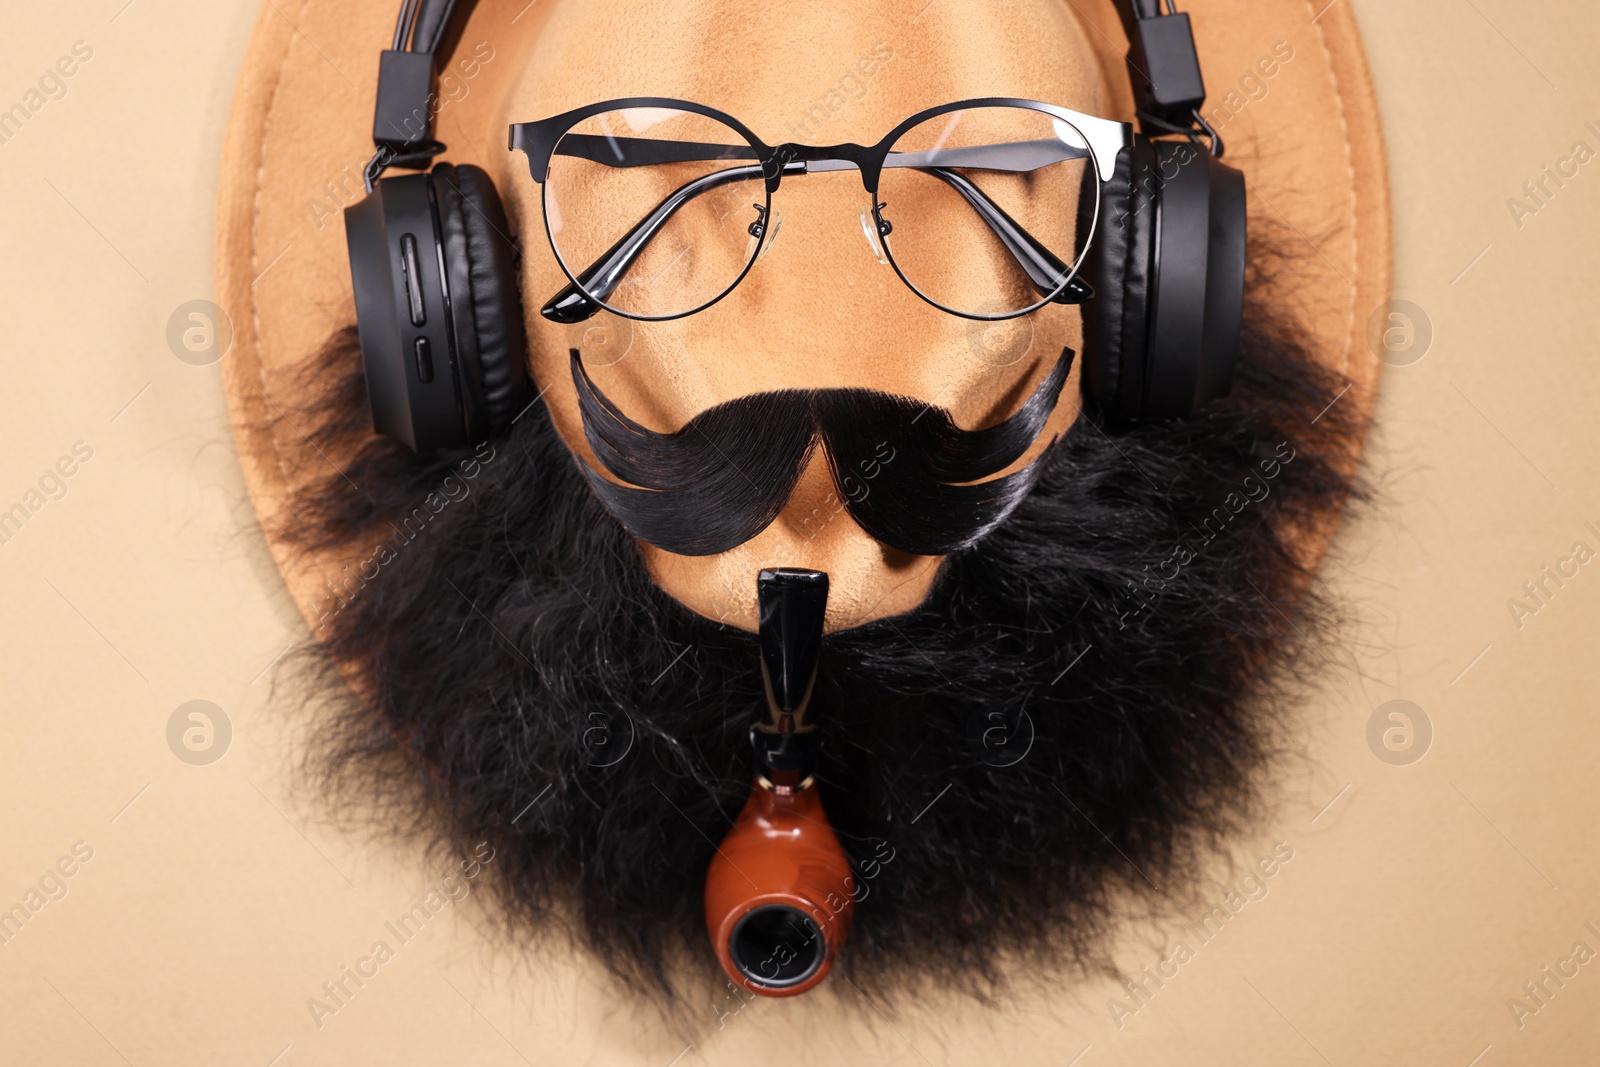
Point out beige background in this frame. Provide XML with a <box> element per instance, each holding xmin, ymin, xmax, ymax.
<box><xmin>2</xmin><ymin>1</ymin><xmax>1598</xmax><ymax>1064</ymax></box>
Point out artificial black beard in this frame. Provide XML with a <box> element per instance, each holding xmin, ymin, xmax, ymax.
<box><xmin>571</xmin><ymin>344</ymin><xmax>1072</xmax><ymax>557</ymax></box>
<box><xmin>276</xmin><ymin>255</ymin><xmax>1359</xmax><ymax>1015</ymax></box>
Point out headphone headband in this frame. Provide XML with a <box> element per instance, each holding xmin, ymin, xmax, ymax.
<box><xmin>1114</xmin><ymin>1</ymin><xmax>1208</xmax><ymax>129</ymax></box>
<box><xmin>371</xmin><ymin>0</ymin><xmax>479</xmax><ymax>170</ymax></box>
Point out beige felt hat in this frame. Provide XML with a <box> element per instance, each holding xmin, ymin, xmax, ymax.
<box><xmin>218</xmin><ymin>0</ymin><xmax>1389</xmax><ymax>635</ymax></box>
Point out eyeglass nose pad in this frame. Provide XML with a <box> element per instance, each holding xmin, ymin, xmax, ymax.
<box><xmin>858</xmin><ymin>205</ymin><xmax>890</xmax><ymax>265</ymax></box>
<box><xmin>745</xmin><ymin>204</ymin><xmax>784</xmax><ymax>264</ymax></box>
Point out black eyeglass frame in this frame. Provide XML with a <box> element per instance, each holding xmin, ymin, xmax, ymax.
<box><xmin>509</xmin><ymin>96</ymin><xmax>1131</xmax><ymax>323</ymax></box>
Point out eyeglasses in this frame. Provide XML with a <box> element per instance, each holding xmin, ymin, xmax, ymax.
<box><xmin>510</xmin><ymin>97</ymin><xmax>1130</xmax><ymax>323</ymax></box>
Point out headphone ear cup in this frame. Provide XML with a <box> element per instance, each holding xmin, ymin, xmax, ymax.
<box><xmin>1081</xmin><ymin>139</ymin><xmax>1157</xmax><ymax>419</ymax></box>
<box><xmin>1083</xmin><ymin>138</ymin><xmax>1246</xmax><ymax>420</ymax></box>
<box><xmin>346</xmin><ymin>170</ymin><xmax>470</xmax><ymax>455</ymax></box>
<box><xmin>431</xmin><ymin>162</ymin><xmax>529</xmax><ymax>442</ymax></box>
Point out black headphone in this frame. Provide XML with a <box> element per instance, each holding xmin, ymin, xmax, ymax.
<box><xmin>1082</xmin><ymin>0</ymin><xmax>1246</xmax><ymax>420</ymax></box>
<box><xmin>344</xmin><ymin>0</ymin><xmax>1244</xmax><ymax>454</ymax></box>
<box><xmin>344</xmin><ymin>0</ymin><xmax>527</xmax><ymax>454</ymax></box>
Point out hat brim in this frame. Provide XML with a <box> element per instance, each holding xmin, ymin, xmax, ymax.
<box><xmin>217</xmin><ymin>0</ymin><xmax>1389</xmax><ymax>634</ymax></box>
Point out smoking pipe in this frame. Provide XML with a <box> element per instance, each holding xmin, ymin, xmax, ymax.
<box><xmin>703</xmin><ymin>568</ymin><xmax>854</xmax><ymax>996</ymax></box>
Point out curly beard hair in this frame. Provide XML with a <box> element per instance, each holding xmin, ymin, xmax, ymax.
<box><xmin>273</xmin><ymin>233</ymin><xmax>1361</xmax><ymax>1013</ymax></box>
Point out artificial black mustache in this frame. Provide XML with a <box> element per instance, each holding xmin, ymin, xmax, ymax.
<box><xmin>570</xmin><ymin>346</ymin><xmax>1074</xmax><ymax>556</ymax></box>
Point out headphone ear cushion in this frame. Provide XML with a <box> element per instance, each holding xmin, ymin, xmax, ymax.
<box><xmin>1081</xmin><ymin>139</ymin><xmax>1156</xmax><ymax>418</ymax></box>
<box><xmin>432</xmin><ymin>162</ymin><xmax>529</xmax><ymax>440</ymax></box>
<box><xmin>1196</xmin><ymin>155</ymin><xmax>1246</xmax><ymax>406</ymax></box>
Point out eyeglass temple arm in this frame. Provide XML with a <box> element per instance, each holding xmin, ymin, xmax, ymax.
<box><xmin>542</xmin><ymin>141</ymin><xmax>1094</xmax><ymax>323</ymax></box>
<box><xmin>546</xmin><ymin>133</ymin><xmax>760</xmax><ymax>168</ymax></box>
<box><xmin>542</xmin><ymin>162</ymin><xmax>775</xmax><ymax>324</ymax></box>
<box><xmin>555</xmin><ymin>133</ymin><xmax>1092</xmax><ymax>171</ymax></box>
<box><xmin>908</xmin><ymin>166</ymin><xmax>1093</xmax><ymax>305</ymax></box>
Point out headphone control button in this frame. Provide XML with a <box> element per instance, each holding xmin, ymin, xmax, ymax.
<box><xmin>400</xmin><ymin>233</ymin><xmax>426</xmax><ymax>327</ymax></box>
<box><xmin>413</xmin><ymin>336</ymin><xmax>434</xmax><ymax>383</ymax></box>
